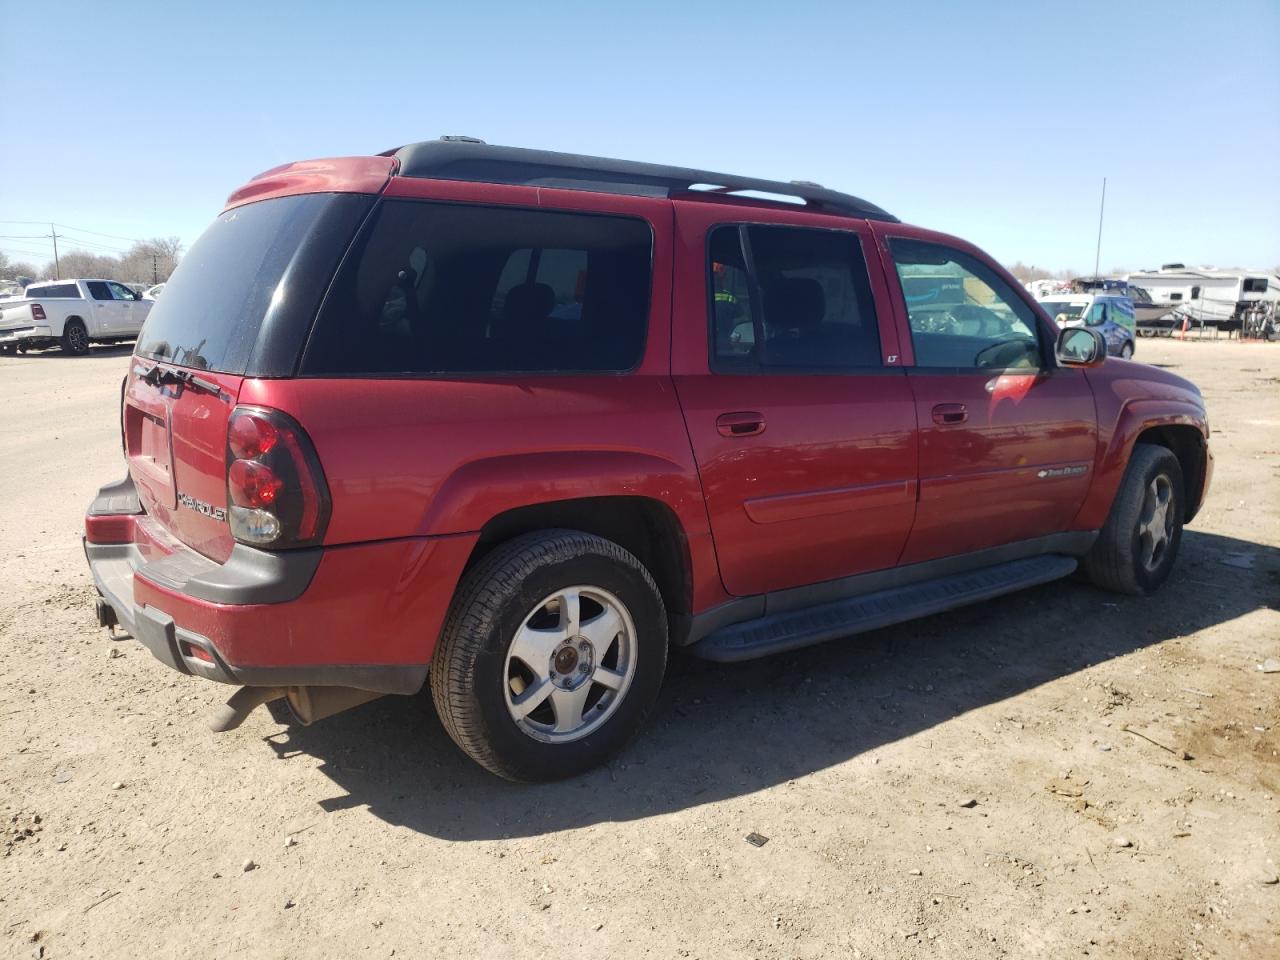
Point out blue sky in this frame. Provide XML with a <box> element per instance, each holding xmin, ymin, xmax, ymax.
<box><xmin>1</xmin><ymin>0</ymin><xmax>1277</xmax><ymax>273</ymax></box>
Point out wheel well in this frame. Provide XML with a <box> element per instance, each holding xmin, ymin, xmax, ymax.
<box><xmin>1135</xmin><ymin>424</ymin><xmax>1205</xmax><ymax>521</ymax></box>
<box><xmin>466</xmin><ymin>497</ymin><xmax>694</xmax><ymax>643</ymax></box>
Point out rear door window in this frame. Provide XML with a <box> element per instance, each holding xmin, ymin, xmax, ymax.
<box><xmin>86</xmin><ymin>281</ymin><xmax>113</xmax><ymax>301</ymax></box>
<box><xmin>303</xmin><ymin>200</ymin><xmax>653</xmax><ymax>376</ymax></box>
<box><xmin>708</xmin><ymin>224</ymin><xmax>881</xmax><ymax>372</ymax></box>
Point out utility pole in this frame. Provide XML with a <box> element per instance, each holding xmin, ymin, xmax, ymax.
<box><xmin>48</xmin><ymin>223</ymin><xmax>61</xmax><ymax>280</ymax></box>
<box><xmin>152</xmin><ymin>253</ymin><xmax>158</xmax><ymax>284</ymax></box>
<box><xmin>1092</xmin><ymin>177</ymin><xmax>1107</xmax><ymax>282</ymax></box>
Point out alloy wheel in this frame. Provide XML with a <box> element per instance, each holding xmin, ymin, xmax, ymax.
<box><xmin>1137</xmin><ymin>474</ymin><xmax>1174</xmax><ymax>571</ymax></box>
<box><xmin>503</xmin><ymin>586</ymin><xmax>637</xmax><ymax>743</ymax></box>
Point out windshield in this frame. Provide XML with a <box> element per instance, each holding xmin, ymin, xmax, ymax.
<box><xmin>1039</xmin><ymin>301</ymin><xmax>1087</xmax><ymax>325</ymax></box>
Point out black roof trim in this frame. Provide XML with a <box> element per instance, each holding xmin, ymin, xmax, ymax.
<box><xmin>383</xmin><ymin>138</ymin><xmax>897</xmax><ymax>222</ymax></box>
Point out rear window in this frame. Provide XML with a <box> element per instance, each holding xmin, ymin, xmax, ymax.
<box><xmin>303</xmin><ymin>200</ymin><xmax>653</xmax><ymax>376</ymax></box>
<box><xmin>27</xmin><ymin>283</ymin><xmax>79</xmax><ymax>298</ymax></box>
<box><xmin>135</xmin><ymin>193</ymin><xmax>368</xmax><ymax>373</ymax></box>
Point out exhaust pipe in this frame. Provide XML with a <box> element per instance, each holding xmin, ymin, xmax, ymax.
<box><xmin>207</xmin><ymin>685</ymin><xmax>383</xmax><ymax>733</ymax></box>
<box><xmin>208</xmin><ymin>686</ymin><xmax>287</xmax><ymax>732</ymax></box>
<box><xmin>285</xmin><ymin>686</ymin><xmax>384</xmax><ymax>725</ymax></box>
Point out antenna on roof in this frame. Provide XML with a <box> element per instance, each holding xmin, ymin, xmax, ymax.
<box><xmin>1092</xmin><ymin>177</ymin><xmax>1107</xmax><ymax>281</ymax></box>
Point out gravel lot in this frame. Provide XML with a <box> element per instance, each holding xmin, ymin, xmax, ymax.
<box><xmin>1</xmin><ymin>337</ymin><xmax>1277</xmax><ymax>959</ymax></box>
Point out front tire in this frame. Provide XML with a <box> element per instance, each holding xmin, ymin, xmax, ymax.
<box><xmin>61</xmin><ymin>319</ymin><xmax>90</xmax><ymax>356</ymax></box>
<box><xmin>430</xmin><ymin>530</ymin><xmax>668</xmax><ymax>782</ymax></box>
<box><xmin>1082</xmin><ymin>443</ymin><xmax>1184</xmax><ymax>596</ymax></box>
<box><xmin>1120</xmin><ymin>341</ymin><xmax>1134</xmax><ymax>359</ymax></box>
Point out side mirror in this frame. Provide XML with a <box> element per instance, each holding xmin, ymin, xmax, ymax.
<box><xmin>1056</xmin><ymin>327</ymin><xmax>1106</xmax><ymax>367</ymax></box>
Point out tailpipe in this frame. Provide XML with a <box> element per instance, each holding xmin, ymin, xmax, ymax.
<box><xmin>284</xmin><ymin>686</ymin><xmax>384</xmax><ymax>725</ymax></box>
<box><xmin>209</xmin><ymin>686</ymin><xmax>287</xmax><ymax>732</ymax></box>
<box><xmin>208</xmin><ymin>685</ymin><xmax>384</xmax><ymax>733</ymax></box>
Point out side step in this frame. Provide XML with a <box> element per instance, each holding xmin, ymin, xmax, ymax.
<box><xmin>690</xmin><ymin>554</ymin><xmax>1078</xmax><ymax>662</ymax></box>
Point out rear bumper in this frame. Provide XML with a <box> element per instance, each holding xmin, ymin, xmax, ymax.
<box><xmin>84</xmin><ymin>475</ymin><xmax>477</xmax><ymax>695</ymax></box>
<box><xmin>0</xmin><ymin>324</ymin><xmax>50</xmax><ymax>343</ymax></box>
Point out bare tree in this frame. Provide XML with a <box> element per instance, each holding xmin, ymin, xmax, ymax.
<box><xmin>1006</xmin><ymin>262</ymin><xmax>1057</xmax><ymax>283</ymax></box>
<box><xmin>0</xmin><ymin>251</ymin><xmax>41</xmax><ymax>282</ymax></box>
<box><xmin>30</xmin><ymin>237</ymin><xmax>184</xmax><ymax>286</ymax></box>
<box><xmin>119</xmin><ymin>237</ymin><xmax>183</xmax><ymax>285</ymax></box>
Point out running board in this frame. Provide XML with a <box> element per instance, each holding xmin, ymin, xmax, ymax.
<box><xmin>689</xmin><ymin>554</ymin><xmax>1078</xmax><ymax>662</ymax></box>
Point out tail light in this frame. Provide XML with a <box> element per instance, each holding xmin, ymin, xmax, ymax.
<box><xmin>225</xmin><ymin>406</ymin><xmax>330</xmax><ymax>549</ymax></box>
<box><xmin>31</xmin><ymin>303</ymin><xmax>46</xmax><ymax>321</ymax></box>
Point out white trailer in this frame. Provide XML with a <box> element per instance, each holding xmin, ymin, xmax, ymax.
<box><xmin>1125</xmin><ymin>266</ymin><xmax>1276</xmax><ymax>326</ymax></box>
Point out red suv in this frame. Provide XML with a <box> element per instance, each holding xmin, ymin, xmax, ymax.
<box><xmin>84</xmin><ymin>137</ymin><xmax>1212</xmax><ymax>781</ymax></box>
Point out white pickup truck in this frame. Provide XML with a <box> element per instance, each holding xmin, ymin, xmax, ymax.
<box><xmin>0</xmin><ymin>279</ymin><xmax>153</xmax><ymax>355</ymax></box>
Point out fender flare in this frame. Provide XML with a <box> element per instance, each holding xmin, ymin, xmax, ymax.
<box><xmin>1073</xmin><ymin>398</ymin><xmax>1208</xmax><ymax>530</ymax></box>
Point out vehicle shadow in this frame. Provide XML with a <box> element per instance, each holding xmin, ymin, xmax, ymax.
<box><xmin>265</xmin><ymin>529</ymin><xmax>1279</xmax><ymax>839</ymax></box>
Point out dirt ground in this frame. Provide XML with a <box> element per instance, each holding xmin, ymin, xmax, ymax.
<box><xmin>1</xmin><ymin>337</ymin><xmax>1277</xmax><ymax>960</ymax></box>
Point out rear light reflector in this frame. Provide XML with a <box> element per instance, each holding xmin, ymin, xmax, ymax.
<box><xmin>31</xmin><ymin>303</ymin><xmax>46</xmax><ymax>321</ymax></box>
<box><xmin>182</xmin><ymin>642</ymin><xmax>215</xmax><ymax>664</ymax></box>
<box><xmin>225</xmin><ymin>406</ymin><xmax>330</xmax><ymax>549</ymax></box>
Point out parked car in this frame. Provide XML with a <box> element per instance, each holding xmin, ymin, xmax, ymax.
<box><xmin>1036</xmin><ymin>291</ymin><xmax>1138</xmax><ymax>358</ymax></box>
<box><xmin>84</xmin><ymin>138</ymin><xmax>1212</xmax><ymax>781</ymax></box>
<box><xmin>142</xmin><ymin>283</ymin><xmax>166</xmax><ymax>300</ymax></box>
<box><xmin>0</xmin><ymin>278</ymin><xmax>153</xmax><ymax>355</ymax></box>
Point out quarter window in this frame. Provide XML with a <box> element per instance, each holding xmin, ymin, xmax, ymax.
<box><xmin>888</xmin><ymin>239</ymin><xmax>1042</xmax><ymax>370</ymax></box>
<box><xmin>708</xmin><ymin>224</ymin><xmax>881</xmax><ymax>372</ymax></box>
<box><xmin>304</xmin><ymin>201</ymin><xmax>652</xmax><ymax>375</ymax></box>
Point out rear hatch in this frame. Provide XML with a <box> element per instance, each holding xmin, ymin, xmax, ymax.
<box><xmin>125</xmin><ymin>191</ymin><xmax>375</xmax><ymax>561</ymax></box>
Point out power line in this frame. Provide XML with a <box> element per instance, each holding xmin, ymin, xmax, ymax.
<box><xmin>54</xmin><ymin>234</ymin><xmax>131</xmax><ymax>254</ymax></box>
<box><xmin>0</xmin><ymin>220</ymin><xmax>145</xmax><ymax>243</ymax></box>
<box><xmin>0</xmin><ymin>244</ymin><xmax>54</xmax><ymax>259</ymax></box>
<box><xmin>53</xmin><ymin>223</ymin><xmax>145</xmax><ymax>243</ymax></box>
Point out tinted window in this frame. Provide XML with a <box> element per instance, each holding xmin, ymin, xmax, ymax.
<box><xmin>304</xmin><ymin>200</ymin><xmax>652</xmax><ymax>375</ymax></box>
<box><xmin>889</xmin><ymin>239</ymin><xmax>1042</xmax><ymax>370</ymax></box>
<box><xmin>135</xmin><ymin>193</ymin><xmax>363</xmax><ymax>372</ymax></box>
<box><xmin>86</xmin><ymin>281</ymin><xmax>113</xmax><ymax>301</ymax></box>
<box><xmin>708</xmin><ymin>224</ymin><xmax>880</xmax><ymax>372</ymax></box>
<box><xmin>27</xmin><ymin>283</ymin><xmax>79</xmax><ymax>298</ymax></box>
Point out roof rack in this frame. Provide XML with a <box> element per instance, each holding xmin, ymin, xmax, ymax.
<box><xmin>382</xmin><ymin>137</ymin><xmax>897</xmax><ymax>222</ymax></box>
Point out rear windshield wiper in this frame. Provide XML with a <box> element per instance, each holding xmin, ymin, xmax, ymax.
<box><xmin>133</xmin><ymin>362</ymin><xmax>223</xmax><ymax>398</ymax></box>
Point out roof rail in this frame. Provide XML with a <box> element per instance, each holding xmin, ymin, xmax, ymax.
<box><xmin>382</xmin><ymin>137</ymin><xmax>897</xmax><ymax>222</ymax></box>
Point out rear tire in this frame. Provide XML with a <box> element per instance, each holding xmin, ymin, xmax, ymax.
<box><xmin>0</xmin><ymin>344</ymin><xmax>15</xmax><ymax>356</ymax></box>
<box><xmin>430</xmin><ymin>530</ymin><xmax>668</xmax><ymax>782</ymax></box>
<box><xmin>61</xmin><ymin>319</ymin><xmax>90</xmax><ymax>356</ymax></box>
<box><xmin>1082</xmin><ymin>443</ymin><xmax>1183</xmax><ymax>596</ymax></box>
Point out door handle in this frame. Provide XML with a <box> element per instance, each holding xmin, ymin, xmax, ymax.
<box><xmin>931</xmin><ymin>403</ymin><xmax>968</xmax><ymax>425</ymax></box>
<box><xmin>716</xmin><ymin>411</ymin><xmax>766</xmax><ymax>438</ymax></box>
